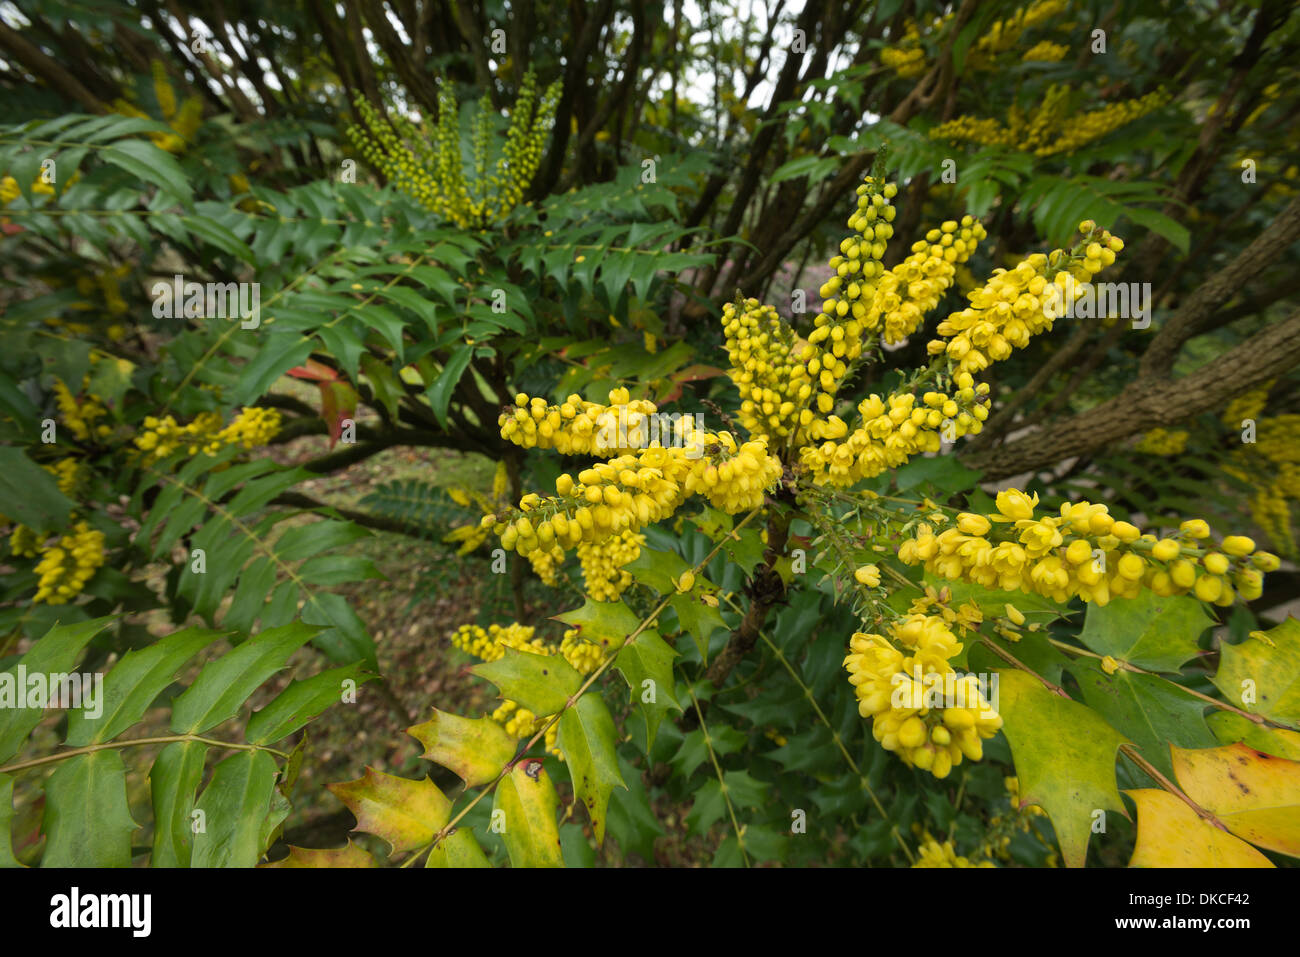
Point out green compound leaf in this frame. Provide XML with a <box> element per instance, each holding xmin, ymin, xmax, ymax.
<box><xmin>148</xmin><ymin>740</ymin><xmax>208</xmax><ymax>867</ymax></box>
<box><xmin>0</xmin><ymin>616</ymin><xmax>114</xmax><ymax>763</ymax></box>
<box><xmin>170</xmin><ymin>622</ymin><xmax>321</xmax><ymax>734</ymax></box>
<box><xmin>0</xmin><ymin>774</ymin><xmax>22</xmax><ymax>868</ymax></box>
<box><xmin>246</xmin><ymin>663</ymin><xmax>374</xmax><ymax>744</ymax></box>
<box><xmin>1071</xmin><ymin>658</ymin><xmax>1216</xmax><ymax>782</ymax></box>
<box><xmin>553</xmin><ymin>596</ymin><xmax>640</xmax><ymax>651</ymax></box>
<box><xmin>558</xmin><ymin>695</ymin><xmax>627</xmax><ymax>844</ymax></box>
<box><xmin>407</xmin><ymin>709</ymin><xmax>519</xmax><ymax>787</ymax></box>
<box><xmin>493</xmin><ymin>759</ymin><xmax>564</xmax><ymax>868</ymax></box>
<box><xmin>997</xmin><ymin>669</ymin><xmax>1129</xmax><ymax>868</ymax></box>
<box><xmin>614</xmin><ymin>629</ymin><xmax>681</xmax><ymax>751</ymax></box>
<box><xmin>41</xmin><ymin>751</ymin><xmax>138</xmax><ymax>867</ymax></box>
<box><xmin>1207</xmin><ymin>712</ymin><xmax>1300</xmax><ymax>760</ymax></box>
<box><xmin>0</xmin><ymin>447</ymin><xmax>76</xmax><ymax>534</ymax></box>
<box><xmin>192</xmin><ymin>749</ymin><xmax>281</xmax><ymax>867</ymax></box>
<box><xmin>472</xmin><ymin>647</ymin><xmax>581</xmax><ymax>716</ymax></box>
<box><xmin>1211</xmin><ymin>618</ymin><xmax>1300</xmax><ymax>726</ymax></box>
<box><xmin>329</xmin><ymin>767</ymin><xmax>451</xmax><ymax>857</ymax></box>
<box><xmin>66</xmin><ymin>626</ymin><xmax>225</xmax><ymax>746</ymax></box>
<box><xmin>1077</xmin><ymin>591</ymin><xmax>1212</xmax><ymax>673</ymax></box>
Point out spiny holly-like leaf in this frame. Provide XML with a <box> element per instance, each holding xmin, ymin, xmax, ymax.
<box><xmin>407</xmin><ymin>709</ymin><xmax>518</xmax><ymax>787</ymax></box>
<box><xmin>1126</xmin><ymin>789</ymin><xmax>1273</xmax><ymax>868</ymax></box>
<box><xmin>426</xmin><ymin>826</ymin><xmax>491</xmax><ymax>867</ymax></box>
<box><xmin>614</xmin><ymin>629</ymin><xmax>681</xmax><ymax>750</ymax></box>
<box><xmin>997</xmin><ymin>669</ymin><xmax>1128</xmax><ymax>868</ymax></box>
<box><xmin>192</xmin><ymin>749</ymin><xmax>281</xmax><ymax>868</ymax></box>
<box><xmin>262</xmin><ymin>841</ymin><xmax>378</xmax><ymax>868</ymax></box>
<box><xmin>0</xmin><ymin>773</ymin><xmax>22</xmax><ymax>868</ymax></box>
<box><xmin>1077</xmin><ymin>591</ymin><xmax>1212</xmax><ymax>673</ymax></box>
<box><xmin>670</xmin><ymin>592</ymin><xmax>728</xmax><ymax>662</ymax></box>
<box><xmin>171</xmin><ymin>622</ymin><xmax>322</xmax><ymax>734</ymax></box>
<box><xmin>1071</xmin><ymin>658</ymin><xmax>1215</xmax><ymax>782</ymax></box>
<box><xmin>553</xmin><ymin>596</ymin><xmax>639</xmax><ymax>651</ymax></box>
<box><xmin>148</xmin><ymin>740</ymin><xmax>207</xmax><ymax>867</ymax></box>
<box><xmin>558</xmin><ymin>695</ymin><xmax>626</xmax><ymax>844</ymax></box>
<box><xmin>329</xmin><ymin>767</ymin><xmax>451</xmax><ymax>857</ymax></box>
<box><xmin>66</xmin><ymin>626</ymin><xmax>224</xmax><ymax>746</ymax></box>
<box><xmin>624</xmin><ymin>547</ymin><xmax>695</xmax><ymax>594</ymax></box>
<box><xmin>493</xmin><ymin>759</ymin><xmax>563</xmax><ymax>868</ymax></box>
<box><xmin>1211</xmin><ymin>618</ymin><xmax>1300</xmax><ymax>726</ymax></box>
<box><xmin>246</xmin><ymin>663</ymin><xmax>374</xmax><ymax>745</ymax></box>
<box><xmin>471</xmin><ymin>647</ymin><xmax>581</xmax><ymax>716</ymax></box>
<box><xmin>0</xmin><ymin>616</ymin><xmax>114</xmax><ymax>763</ymax></box>
<box><xmin>1172</xmin><ymin>742</ymin><xmax>1300</xmax><ymax>858</ymax></box>
<box><xmin>1207</xmin><ymin>712</ymin><xmax>1300</xmax><ymax>761</ymax></box>
<box><xmin>41</xmin><ymin>751</ymin><xmax>138</xmax><ymax>867</ymax></box>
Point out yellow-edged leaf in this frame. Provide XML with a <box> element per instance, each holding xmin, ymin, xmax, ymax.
<box><xmin>1126</xmin><ymin>789</ymin><xmax>1273</xmax><ymax>867</ymax></box>
<box><xmin>1172</xmin><ymin>742</ymin><xmax>1300</xmax><ymax>858</ymax></box>
<box><xmin>262</xmin><ymin>840</ymin><xmax>378</xmax><ymax>867</ymax></box>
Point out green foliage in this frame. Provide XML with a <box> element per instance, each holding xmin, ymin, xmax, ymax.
<box><xmin>1</xmin><ymin>619</ymin><xmax>359</xmax><ymax>867</ymax></box>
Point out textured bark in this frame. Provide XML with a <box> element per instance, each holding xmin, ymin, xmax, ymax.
<box><xmin>961</xmin><ymin>309</ymin><xmax>1300</xmax><ymax>480</ymax></box>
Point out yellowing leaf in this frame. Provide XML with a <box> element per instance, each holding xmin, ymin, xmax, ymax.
<box><xmin>1126</xmin><ymin>789</ymin><xmax>1273</xmax><ymax>868</ymax></box>
<box><xmin>408</xmin><ymin>709</ymin><xmax>518</xmax><ymax>787</ymax></box>
<box><xmin>426</xmin><ymin>826</ymin><xmax>491</xmax><ymax>868</ymax></box>
<box><xmin>1207</xmin><ymin>712</ymin><xmax>1300</xmax><ymax>761</ymax></box>
<box><xmin>493</xmin><ymin>759</ymin><xmax>563</xmax><ymax>868</ymax></box>
<box><xmin>262</xmin><ymin>840</ymin><xmax>377</xmax><ymax>868</ymax></box>
<box><xmin>1172</xmin><ymin>742</ymin><xmax>1300</xmax><ymax>858</ymax></box>
<box><xmin>1211</xmin><ymin>617</ymin><xmax>1300</xmax><ymax>724</ymax></box>
<box><xmin>328</xmin><ymin>767</ymin><xmax>451</xmax><ymax>856</ymax></box>
<box><xmin>997</xmin><ymin>669</ymin><xmax>1129</xmax><ymax>867</ymax></box>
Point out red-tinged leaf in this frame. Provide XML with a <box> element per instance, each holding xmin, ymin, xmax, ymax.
<box><xmin>320</xmin><ymin>379</ymin><xmax>359</xmax><ymax>448</ymax></box>
<box><xmin>262</xmin><ymin>840</ymin><xmax>378</xmax><ymax>868</ymax></box>
<box><xmin>328</xmin><ymin>767</ymin><xmax>451</xmax><ymax>856</ymax></box>
<box><xmin>286</xmin><ymin>359</ymin><xmax>340</xmax><ymax>382</ymax></box>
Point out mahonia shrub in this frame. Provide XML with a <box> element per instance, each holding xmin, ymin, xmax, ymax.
<box><xmin>289</xmin><ymin>171</ymin><xmax>1299</xmax><ymax>870</ymax></box>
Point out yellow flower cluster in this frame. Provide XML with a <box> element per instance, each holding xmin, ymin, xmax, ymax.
<box><xmin>806</xmin><ymin>178</ymin><xmax>897</xmax><ymax>378</ymax></box>
<box><xmin>577</xmin><ymin>528</ymin><xmax>644</xmax><ymax>601</ymax></box>
<box><xmin>9</xmin><ymin>524</ymin><xmax>42</xmax><ymax>558</ymax></box>
<box><xmin>493</xmin><ymin>390</ymin><xmax>781</xmax><ymax>561</ymax></box>
<box><xmin>54</xmin><ymin>379</ymin><xmax>112</xmax><ymax>441</ymax></box>
<box><xmin>33</xmin><ymin>521</ymin><xmax>105</xmax><ymax>604</ymax></box>
<box><xmin>348</xmin><ymin>71</ymin><xmax>559</xmax><ymax>228</ymax></box>
<box><xmin>1022</xmin><ymin>40</ymin><xmax>1069</xmax><ymax>61</ymax></box>
<box><xmin>927</xmin><ymin>222</ymin><xmax>1124</xmax><ymax>375</ymax></box>
<box><xmin>862</xmin><ymin>217</ymin><xmax>989</xmax><ymax>346</ymax></box>
<box><xmin>134</xmin><ymin>407</ymin><xmax>281</xmax><ymax>463</ymax></box>
<box><xmin>1225</xmin><ymin>411</ymin><xmax>1300</xmax><ymax>558</ymax></box>
<box><xmin>913</xmin><ymin>835</ymin><xmax>997</xmax><ymax>868</ymax></box>
<box><xmin>44</xmin><ymin>458</ymin><xmax>88</xmax><ymax>497</ymax></box>
<box><xmin>898</xmin><ymin>489</ymin><xmax>1279</xmax><ymax>607</ymax></box>
<box><xmin>1222</xmin><ymin>385</ymin><xmax>1271</xmax><ymax>429</ymax></box>
<box><xmin>1134</xmin><ymin>428</ymin><xmax>1189</xmax><ymax>456</ymax></box>
<box><xmin>723</xmin><ymin>299</ymin><xmax>811</xmax><ymax>441</ymax></box>
<box><xmin>881</xmin><ymin>0</ymin><xmax>1067</xmax><ymax>78</ymax></box>
<box><xmin>930</xmin><ymin>86</ymin><xmax>1168</xmax><ymax>156</ymax></box>
<box><xmin>844</xmin><ymin>614</ymin><xmax>1003</xmax><ymax>779</ymax></box>
<box><xmin>799</xmin><ymin>382</ymin><xmax>991</xmax><ymax>487</ymax></box>
<box><xmin>500</xmin><ymin>387</ymin><xmax>662</xmax><ymax>456</ymax></box>
<box><xmin>110</xmin><ymin>61</ymin><xmax>202</xmax><ymax>154</ymax></box>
